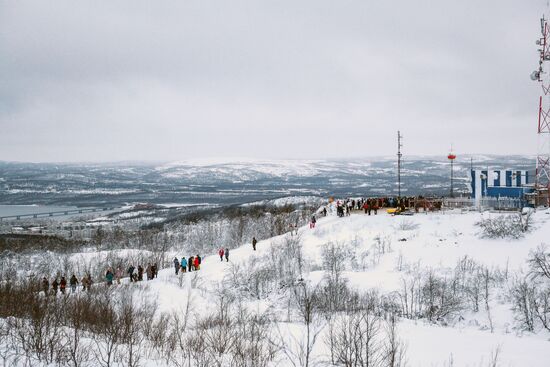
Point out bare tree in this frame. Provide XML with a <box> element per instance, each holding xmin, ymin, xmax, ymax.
<box><xmin>231</xmin><ymin>305</ymin><xmax>278</xmax><ymax>367</ymax></box>
<box><xmin>511</xmin><ymin>277</ymin><xmax>537</xmax><ymax>332</ymax></box>
<box><xmin>383</xmin><ymin>315</ymin><xmax>407</xmax><ymax>367</ymax></box>
<box><xmin>202</xmin><ymin>288</ymin><xmax>237</xmax><ymax>366</ymax></box>
<box><xmin>481</xmin><ymin>267</ymin><xmax>494</xmax><ymax>333</ymax></box>
<box><xmin>280</xmin><ymin>282</ymin><xmax>323</xmax><ymax>367</ymax></box>
<box><xmin>528</xmin><ymin>245</ymin><xmax>550</xmax><ymax>280</ymax></box>
<box><xmin>328</xmin><ymin>308</ymin><xmax>383</xmax><ymax>367</ymax></box>
<box><xmin>487</xmin><ymin>345</ymin><xmax>502</xmax><ymax>367</ymax></box>
<box><xmin>533</xmin><ymin>285</ymin><xmax>550</xmax><ymax>332</ymax></box>
<box><xmin>64</xmin><ymin>296</ymin><xmax>91</xmax><ymax>367</ymax></box>
<box><xmin>165</xmin><ymin>287</ymin><xmax>195</xmax><ymax>367</ymax></box>
<box><xmin>119</xmin><ymin>290</ymin><xmax>157</xmax><ymax>367</ymax></box>
<box><xmin>91</xmin><ymin>291</ymin><xmax>122</xmax><ymax>367</ymax></box>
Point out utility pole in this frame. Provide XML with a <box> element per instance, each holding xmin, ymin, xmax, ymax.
<box><xmin>397</xmin><ymin>131</ymin><xmax>403</xmax><ymax>198</ymax></box>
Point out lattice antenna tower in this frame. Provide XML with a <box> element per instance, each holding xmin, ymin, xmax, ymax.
<box><xmin>532</xmin><ymin>7</ymin><xmax>550</xmax><ymax>205</ymax></box>
<box><xmin>397</xmin><ymin>131</ymin><xmax>403</xmax><ymax>198</ymax></box>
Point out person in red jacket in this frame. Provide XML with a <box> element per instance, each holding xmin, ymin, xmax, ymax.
<box><xmin>194</xmin><ymin>256</ymin><xmax>200</xmax><ymax>270</ymax></box>
<box><xmin>60</xmin><ymin>276</ymin><xmax>67</xmax><ymax>294</ymax></box>
<box><xmin>218</xmin><ymin>248</ymin><xmax>224</xmax><ymax>262</ymax></box>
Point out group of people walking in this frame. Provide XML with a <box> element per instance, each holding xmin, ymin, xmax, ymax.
<box><xmin>218</xmin><ymin>248</ymin><xmax>229</xmax><ymax>261</ymax></box>
<box><xmin>119</xmin><ymin>263</ymin><xmax>159</xmax><ymax>283</ymax></box>
<box><xmin>41</xmin><ymin>273</ymin><xmax>93</xmax><ymax>295</ymax></box>
<box><xmin>173</xmin><ymin>255</ymin><xmax>203</xmax><ymax>274</ymax></box>
<box><xmin>40</xmin><ymin>261</ymin><xmax>164</xmax><ymax>295</ymax></box>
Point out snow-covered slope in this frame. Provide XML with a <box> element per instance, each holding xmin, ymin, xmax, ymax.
<box><xmin>130</xmin><ymin>207</ymin><xmax>550</xmax><ymax>366</ymax></box>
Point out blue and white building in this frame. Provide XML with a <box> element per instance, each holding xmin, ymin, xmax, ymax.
<box><xmin>471</xmin><ymin>169</ymin><xmax>533</xmax><ymax>205</ymax></box>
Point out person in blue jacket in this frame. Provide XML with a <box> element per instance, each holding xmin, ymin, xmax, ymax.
<box><xmin>180</xmin><ymin>257</ymin><xmax>187</xmax><ymax>273</ymax></box>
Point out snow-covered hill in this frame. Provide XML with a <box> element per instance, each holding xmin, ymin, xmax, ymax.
<box><xmin>125</xmin><ymin>207</ymin><xmax>550</xmax><ymax>366</ymax></box>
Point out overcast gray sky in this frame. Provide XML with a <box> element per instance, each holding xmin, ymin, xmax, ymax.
<box><xmin>0</xmin><ymin>0</ymin><xmax>546</xmax><ymax>162</ymax></box>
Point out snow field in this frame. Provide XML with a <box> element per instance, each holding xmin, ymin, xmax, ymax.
<box><xmin>129</xmin><ymin>208</ymin><xmax>550</xmax><ymax>366</ymax></box>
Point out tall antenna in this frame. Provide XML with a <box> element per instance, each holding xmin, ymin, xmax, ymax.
<box><xmin>397</xmin><ymin>131</ymin><xmax>403</xmax><ymax>197</ymax></box>
<box><xmin>448</xmin><ymin>147</ymin><xmax>457</xmax><ymax>198</ymax></box>
<box><xmin>532</xmin><ymin>10</ymin><xmax>550</xmax><ymax>206</ymax></box>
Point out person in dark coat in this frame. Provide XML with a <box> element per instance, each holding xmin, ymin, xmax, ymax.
<box><xmin>224</xmin><ymin>248</ymin><xmax>229</xmax><ymax>262</ymax></box>
<box><xmin>69</xmin><ymin>274</ymin><xmax>79</xmax><ymax>293</ymax></box>
<box><xmin>52</xmin><ymin>278</ymin><xmax>59</xmax><ymax>295</ymax></box>
<box><xmin>310</xmin><ymin>215</ymin><xmax>316</xmax><ymax>229</ymax></box>
<box><xmin>252</xmin><ymin>237</ymin><xmax>257</xmax><ymax>251</ymax></box>
<box><xmin>146</xmin><ymin>264</ymin><xmax>153</xmax><ymax>280</ymax></box>
<box><xmin>81</xmin><ymin>274</ymin><xmax>91</xmax><ymax>291</ymax></box>
<box><xmin>127</xmin><ymin>265</ymin><xmax>135</xmax><ymax>282</ymax></box>
<box><xmin>173</xmin><ymin>257</ymin><xmax>180</xmax><ymax>275</ymax></box>
<box><xmin>42</xmin><ymin>277</ymin><xmax>49</xmax><ymax>294</ymax></box>
<box><xmin>138</xmin><ymin>265</ymin><xmax>144</xmax><ymax>281</ymax></box>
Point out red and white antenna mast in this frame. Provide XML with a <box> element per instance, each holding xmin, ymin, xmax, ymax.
<box><xmin>532</xmin><ymin>6</ymin><xmax>550</xmax><ymax>206</ymax></box>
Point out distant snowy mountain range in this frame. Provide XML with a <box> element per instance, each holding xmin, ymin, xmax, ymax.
<box><xmin>0</xmin><ymin>156</ymin><xmax>535</xmax><ymax>207</ymax></box>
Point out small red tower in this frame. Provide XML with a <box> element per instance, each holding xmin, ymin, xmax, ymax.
<box><xmin>448</xmin><ymin>150</ymin><xmax>456</xmax><ymax>198</ymax></box>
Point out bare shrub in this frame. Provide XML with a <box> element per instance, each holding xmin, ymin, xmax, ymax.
<box><xmin>231</xmin><ymin>307</ymin><xmax>279</xmax><ymax>367</ymax></box>
<box><xmin>326</xmin><ymin>309</ymin><xmax>407</xmax><ymax>367</ymax></box>
<box><xmin>397</xmin><ymin>266</ymin><xmax>464</xmax><ymax>322</ymax></box>
<box><xmin>476</xmin><ymin>213</ymin><xmax>531</xmax><ymax>239</ymax></box>
<box><xmin>394</xmin><ymin>219</ymin><xmax>419</xmax><ymax>231</ymax></box>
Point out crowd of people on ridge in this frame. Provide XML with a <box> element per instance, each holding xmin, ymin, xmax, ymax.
<box><xmin>330</xmin><ymin>196</ymin><xmax>442</xmax><ymax>218</ymax></box>
<box><xmin>38</xmin><ymin>196</ymin><xmax>444</xmax><ymax>296</ymax></box>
